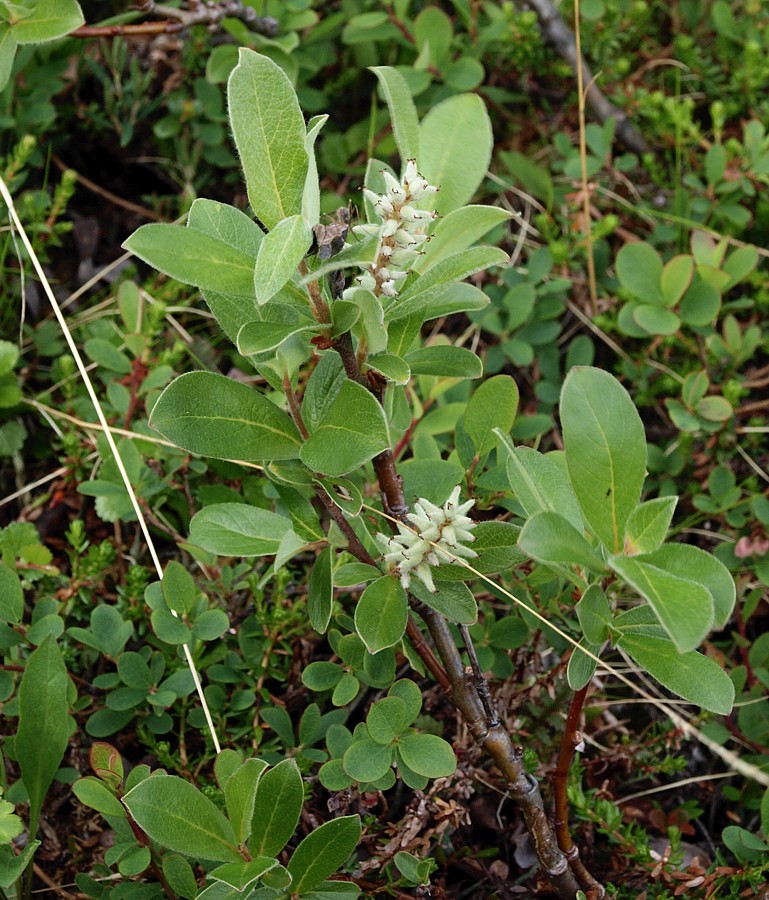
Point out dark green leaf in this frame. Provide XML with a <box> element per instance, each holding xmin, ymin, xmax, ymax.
<box><xmin>228</xmin><ymin>49</ymin><xmax>308</xmax><ymax>230</ymax></box>
<box><xmin>301</xmin><ymin>382</ymin><xmax>390</xmax><ymax>477</ymax></box>
<box><xmin>189</xmin><ymin>504</ymin><xmax>293</xmax><ymax>557</ymax></box>
<box><xmin>17</xmin><ymin>636</ymin><xmax>70</xmax><ymax>837</ymax></box>
<box><xmin>123</xmin><ymin>775</ymin><xmax>241</xmax><ymax>862</ymax></box>
<box><xmin>354</xmin><ymin>576</ymin><xmax>408</xmax><ymax>654</ymax></box>
<box><xmin>618</xmin><ymin>633</ymin><xmax>734</xmax><ymax>714</ymax></box>
<box><xmin>308</xmin><ymin>547</ymin><xmax>334</xmax><ymax>633</ymax></box>
<box><xmin>561</xmin><ymin>368</ymin><xmax>646</xmax><ymax>554</ymax></box>
<box><xmin>287</xmin><ymin>815</ymin><xmax>361</xmax><ymax>893</ymax></box>
<box><xmin>250</xmin><ymin>759</ymin><xmax>304</xmax><ymax>857</ymax></box>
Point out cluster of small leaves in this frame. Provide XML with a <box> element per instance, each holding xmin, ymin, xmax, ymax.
<box><xmin>319</xmin><ymin>680</ymin><xmax>455</xmax><ymax>792</ymax></box>
<box><xmin>74</xmin><ymin>743</ymin><xmax>362</xmax><ymax>897</ymax></box>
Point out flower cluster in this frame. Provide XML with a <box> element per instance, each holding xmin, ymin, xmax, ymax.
<box><xmin>346</xmin><ymin>159</ymin><xmax>438</xmax><ymax>299</ymax></box>
<box><xmin>375</xmin><ymin>486</ymin><xmax>477</xmax><ymax>593</ymax></box>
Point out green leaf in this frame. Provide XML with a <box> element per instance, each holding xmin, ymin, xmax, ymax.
<box><xmin>387</xmin><ymin>281</ymin><xmax>489</xmax><ymax>323</ymax></box>
<box><xmin>576</xmin><ymin>585</ymin><xmax>611</xmax><ymax>644</ymax></box>
<box><xmin>124</xmin><ymin>775</ymin><xmax>241</xmax><ymax>862</ymax></box>
<box><xmin>354</xmin><ymin>576</ymin><xmax>408</xmax><ymax>654</ymax></box>
<box><xmin>0</xmin><ymin>562</ymin><xmax>23</xmax><ymax>623</ymax></box>
<box><xmin>623</xmin><ymin>497</ymin><xmax>677</xmax><ymax>556</ymax></box>
<box><xmin>151</xmin><ymin>609</ymin><xmax>191</xmax><ymax>644</ymax></box>
<box><xmin>192</xmin><ymin>609</ymin><xmax>229</xmax><ymax>642</ymax></box>
<box><xmin>464</xmin><ymin>375</ymin><xmax>519</xmax><ymax>456</ymax></box>
<box><xmin>0</xmin><ymin>841</ymin><xmax>40</xmax><ymax>891</ymax></box>
<box><xmin>308</xmin><ymin>547</ymin><xmax>333</xmax><ymax>633</ymax></box>
<box><xmin>254</xmin><ymin>215</ymin><xmax>313</xmax><ymax>305</ymax></box>
<box><xmin>497</xmin><ymin>436</ymin><xmax>583</xmax><ymax>532</ymax></box>
<box><xmin>632</xmin><ymin>304</ymin><xmax>680</xmax><ymax>336</ymax></box>
<box><xmin>660</xmin><ymin>255</ymin><xmax>694</xmax><ymax>306</ymax></box>
<box><xmin>409</xmin><ymin>579</ymin><xmax>477</xmax><ymax>624</ymax></box>
<box><xmin>419</xmin><ymin>93</ymin><xmax>493</xmax><ymax>215</ymax></box>
<box><xmin>405</xmin><ymin>345</ymin><xmax>482</xmax><ymax>378</ymax></box>
<box><xmin>287</xmin><ymin>815</ymin><xmax>361</xmax><ymax>893</ymax></box>
<box><xmin>366</xmin><ymin>697</ymin><xmax>410</xmax><ymax>744</ymax></box>
<box><xmin>228</xmin><ymin>49</ymin><xmax>308</xmax><ymax>230</ymax></box>
<box><xmin>721</xmin><ymin>825</ymin><xmax>768</xmax><ymax>863</ymax></box>
<box><xmin>187</xmin><ymin>198</ymin><xmax>264</xmax><ymax>258</ymax></box>
<box><xmin>17</xmin><ymin>636</ymin><xmax>69</xmax><ymax>837</ymax></box>
<box><xmin>415</xmin><ymin>206</ymin><xmax>512</xmax><ymax>273</ymax></box>
<box><xmin>11</xmin><ymin>0</ymin><xmax>83</xmax><ymax>43</ymax></box>
<box><xmin>209</xmin><ymin>858</ymin><xmax>279</xmax><ymax>891</ymax></box>
<box><xmin>123</xmin><ymin>224</ymin><xmax>257</xmax><ymax>297</ymax></box>
<box><xmin>366</xmin><ymin>352</ymin><xmax>410</xmax><ymax>385</ymax></box>
<box><xmin>332</xmin><ymin>673</ymin><xmax>360</xmax><ymax>707</ymax></box>
<box><xmin>162</xmin><ymin>561</ymin><xmax>199</xmax><ymax>615</ymax></box>
<box><xmin>396</xmin><ymin>733</ymin><xmax>456</xmax><ymax>778</ymax></box>
<box><xmin>301</xmin><ymin>381</ymin><xmax>390</xmax><ymax>477</ymax></box>
<box><xmin>303</xmin><ymin>114</ymin><xmax>328</xmax><ymax>227</ymax></box>
<box><xmin>89</xmin><ymin>742</ymin><xmax>124</xmax><ymax>788</ymax></box>
<box><xmin>696</xmin><ymin>395</ymin><xmax>732</xmax><ymax>422</ymax></box>
<box><xmin>399</xmin><ymin>459</ymin><xmax>465</xmax><ymax>507</ymax></box>
<box><xmin>615</xmin><ymin>242</ymin><xmax>664</xmax><ymax>305</ymax></box>
<box><xmin>189</xmin><ymin>503</ymin><xmax>293</xmax><ymax>556</ymax></box>
<box><xmin>618</xmin><ymin>633</ymin><xmax>734</xmax><ymax>714</ymax></box>
<box><xmin>331</xmin><ymin>300</ymin><xmax>362</xmax><ymax>338</ymax></box>
<box><xmin>567</xmin><ymin>638</ymin><xmax>600</xmax><ymax>690</ymax></box>
<box><xmin>610</xmin><ymin>556</ymin><xmax>713</xmax><ymax>652</ymax></box>
<box><xmin>0</xmin><ymin>26</ymin><xmax>18</xmax><ymax>93</ymax></box>
<box><xmin>238</xmin><ymin>315</ymin><xmax>317</xmax><ymax>357</ymax></box>
<box><xmin>303</xmin><ymin>661</ymin><xmax>343</xmax><ymax>691</ymax></box>
<box><xmin>343</xmin><ymin>737</ymin><xmax>393</xmax><ymax>782</ymax></box>
<box><xmin>73</xmin><ymin>777</ymin><xmax>126</xmax><ymax>819</ymax></box>
<box><xmin>68</xmin><ymin>605</ymin><xmax>132</xmax><ymax>657</ymax></box>
<box><xmin>723</xmin><ymin>245</ymin><xmax>758</xmax><ymax>289</ymax></box>
<box><xmin>370</xmin><ymin>67</ymin><xmax>420</xmax><ymax>163</ymax></box>
<box><xmin>637</xmin><ymin>544</ymin><xmax>735</xmax><ymax>629</ymax></box>
<box><xmin>561</xmin><ymin>367</ymin><xmax>646</xmax><ymax>554</ymax></box>
<box><xmin>224</xmin><ymin>759</ymin><xmax>268</xmax><ymax>847</ymax></box>
<box><xmin>399</xmin><ymin>247</ymin><xmax>508</xmax><ymax>302</ymax></box>
<box><xmin>302</xmin><ymin>352</ymin><xmax>345</xmax><ymax>433</ymax></box>
<box><xmin>83</xmin><ymin>338</ymin><xmax>132</xmax><ymax>375</ymax></box>
<box><xmin>433</xmin><ymin>520</ymin><xmax>524</xmax><ymax>580</ymax></box>
<box><xmin>150</xmin><ymin>372</ymin><xmax>301</xmax><ymax>462</ymax></box>
<box><xmin>299</xmin><ymin>238</ymin><xmax>379</xmax><ymax>286</ymax></box>
<box><xmin>518</xmin><ymin>512</ymin><xmax>607</xmax><ymax>573</ymax></box>
<box><xmin>250</xmin><ymin>758</ymin><xmax>303</xmax><ymax>857</ymax></box>
<box><xmin>679</xmin><ymin>280</ymin><xmax>721</xmax><ymax>327</ymax></box>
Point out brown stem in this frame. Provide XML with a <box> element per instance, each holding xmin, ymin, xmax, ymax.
<box><xmin>331</xmin><ymin>318</ymin><xmax>582</xmax><ymax>896</ymax></box>
<box><xmin>460</xmin><ymin>623</ymin><xmax>499</xmax><ymax>726</ymax></box>
<box><xmin>283</xmin><ymin>373</ymin><xmax>310</xmax><ymax>441</ymax></box>
<box><xmin>333</xmin><ymin>332</ymin><xmax>369</xmax><ymax>387</ymax></box>
<box><xmin>299</xmin><ymin>260</ymin><xmax>331</xmax><ymax>324</ymax></box>
<box><xmin>552</xmin><ymin>684</ymin><xmax>604</xmax><ymax>895</ymax></box>
<box><xmin>71</xmin><ymin>1</ymin><xmax>279</xmax><ymax>39</ymax></box>
<box><xmin>419</xmin><ymin>606</ymin><xmax>580</xmax><ymax>896</ymax></box>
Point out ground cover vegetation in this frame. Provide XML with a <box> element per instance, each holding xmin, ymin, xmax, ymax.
<box><xmin>0</xmin><ymin>1</ymin><xmax>768</xmax><ymax>897</ymax></box>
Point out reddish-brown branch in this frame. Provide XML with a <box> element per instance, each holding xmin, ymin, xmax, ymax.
<box><xmin>552</xmin><ymin>684</ymin><xmax>604</xmax><ymax>895</ymax></box>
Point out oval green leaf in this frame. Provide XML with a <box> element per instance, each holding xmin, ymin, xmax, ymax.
<box><xmin>561</xmin><ymin>367</ymin><xmax>646</xmax><ymax>554</ymax></box>
<box><xmin>150</xmin><ymin>371</ymin><xmax>301</xmax><ymax>462</ymax></box>
<box><xmin>354</xmin><ymin>576</ymin><xmax>408</xmax><ymax>654</ymax></box>
<box><xmin>123</xmin><ymin>775</ymin><xmax>241</xmax><ymax>862</ymax></box>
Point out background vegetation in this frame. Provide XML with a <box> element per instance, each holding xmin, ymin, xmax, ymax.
<box><xmin>0</xmin><ymin>0</ymin><xmax>768</xmax><ymax>897</ymax></box>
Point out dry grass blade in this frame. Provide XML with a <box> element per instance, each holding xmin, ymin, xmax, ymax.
<box><xmin>0</xmin><ymin>174</ymin><xmax>222</xmax><ymax>755</ymax></box>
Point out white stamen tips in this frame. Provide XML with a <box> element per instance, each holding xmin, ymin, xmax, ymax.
<box><xmin>353</xmin><ymin>160</ymin><xmax>438</xmax><ymax>300</ymax></box>
<box><xmin>375</xmin><ymin>486</ymin><xmax>477</xmax><ymax>592</ymax></box>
